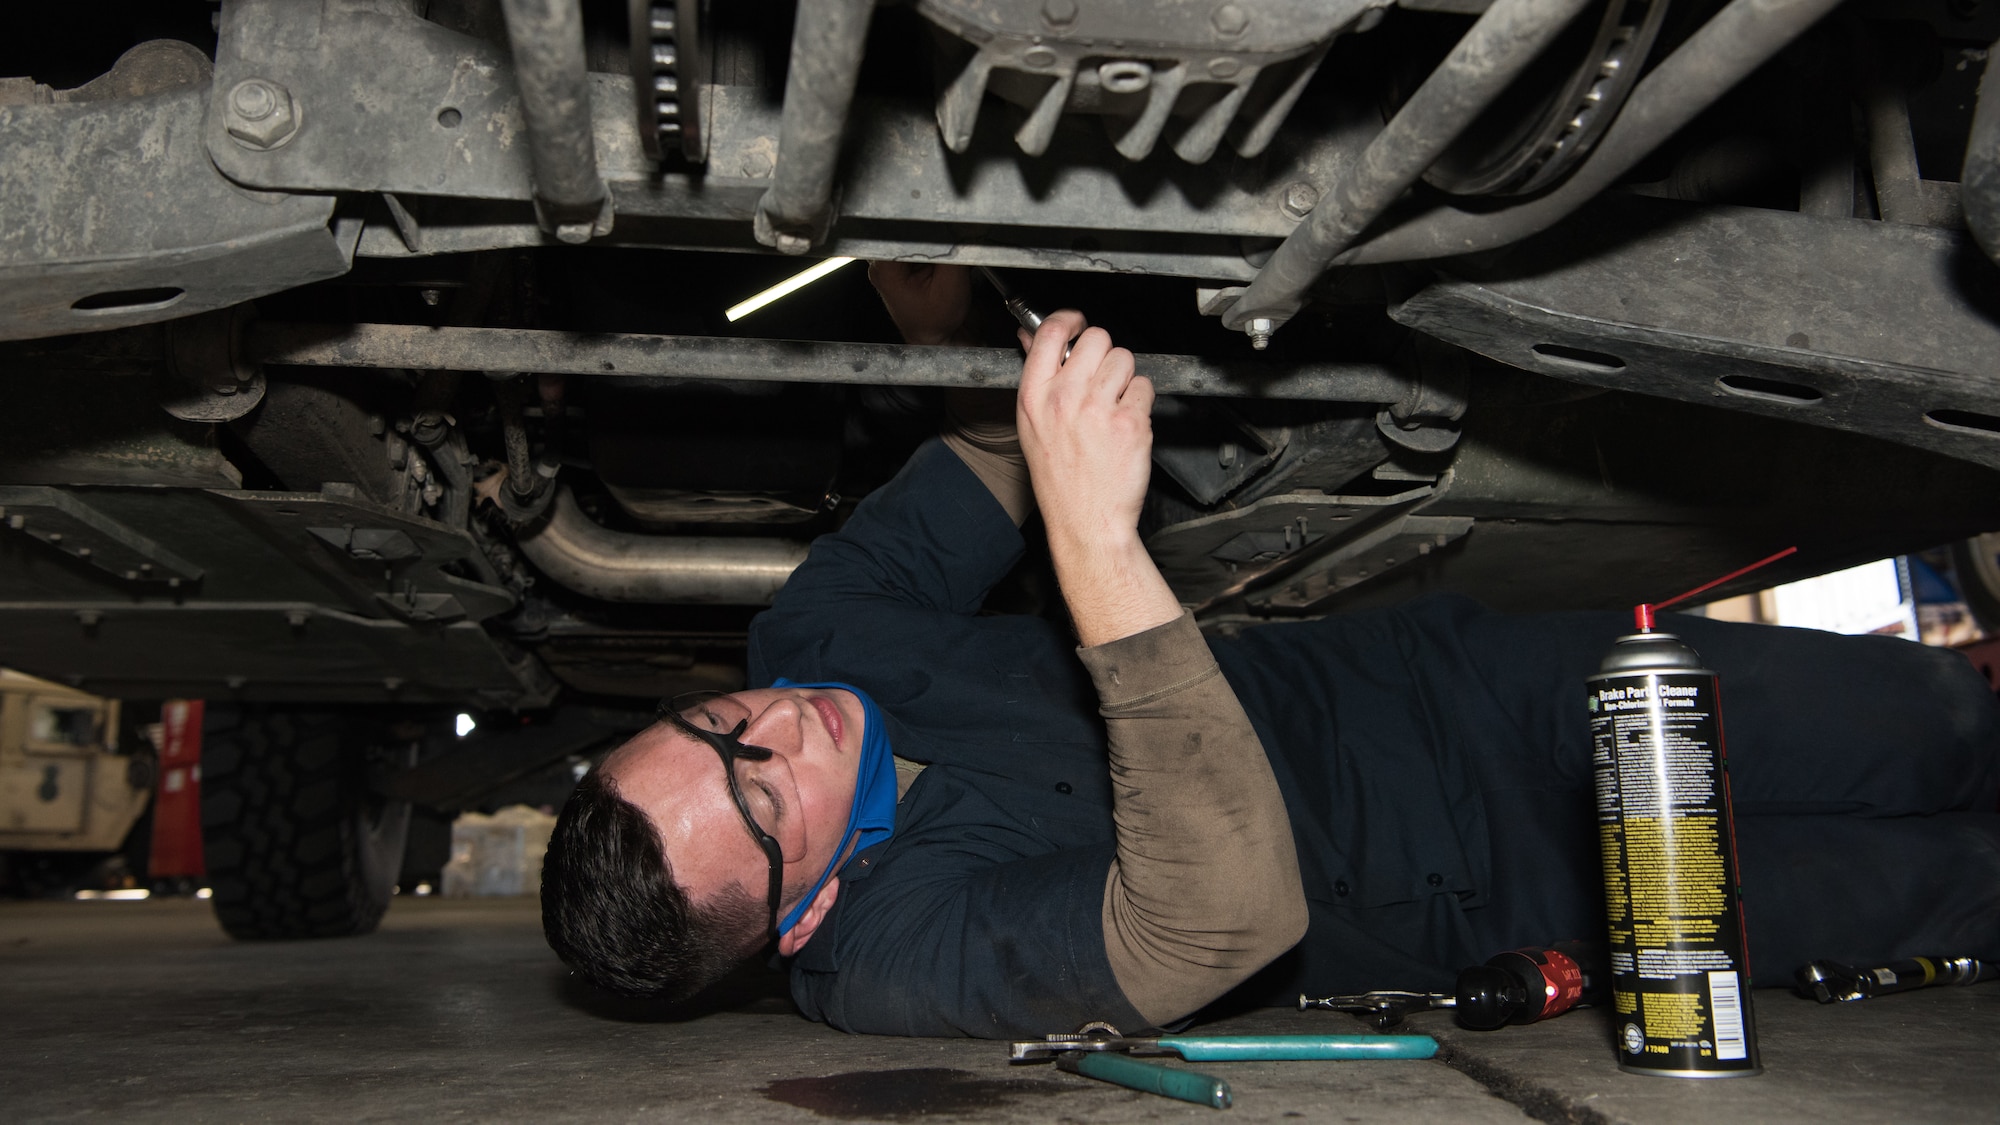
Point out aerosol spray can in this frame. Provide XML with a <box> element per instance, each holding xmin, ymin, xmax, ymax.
<box><xmin>1589</xmin><ymin>602</ymin><xmax>1762</xmax><ymax>1077</ymax></box>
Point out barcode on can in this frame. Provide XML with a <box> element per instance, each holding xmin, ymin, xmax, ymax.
<box><xmin>1707</xmin><ymin>970</ymin><xmax>1747</xmax><ymax>1061</ymax></box>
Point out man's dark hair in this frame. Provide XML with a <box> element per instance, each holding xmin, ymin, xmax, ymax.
<box><xmin>541</xmin><ymin>768</ymin><xmax>767</xmax><ymax>1000</ymax></box>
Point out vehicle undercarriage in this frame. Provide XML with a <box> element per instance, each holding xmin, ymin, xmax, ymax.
<box><xmin>1</xmin><ymin>0</ymin><xmax>1997</xmax><ymax>930</ymax></box>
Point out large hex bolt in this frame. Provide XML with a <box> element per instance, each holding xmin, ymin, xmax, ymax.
<box><xmin>225</xmin><ymin>78</ymin><xmax>300</xmax><ymax>150</ymax></box>
<box><xmin>1281</xmin><ymin>182</ymin><xmax>1319</xmax><ymax>220</ymax></box>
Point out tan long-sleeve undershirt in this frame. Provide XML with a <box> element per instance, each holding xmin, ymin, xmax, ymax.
<box><xmin>941</xmin><ymin>425</ymin><xmax>1308</xmax><ymax>1026</ymax></box>
<box><xmin>1079</xmin><ymin>613</ymin><xmax>1308</xmax><ymax>1026</ymax></box>
<box><xmin>940</xmin><ymin>391</ymin><xmax>1033</xmax><ymax>526</ymax></box>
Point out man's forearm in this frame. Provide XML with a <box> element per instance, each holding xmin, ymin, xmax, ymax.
<box><xmin>1081</xmin><ymin>613</ymin><xmax>1308</xmax><ymax>1026</ymax></box>
<box><xmin>1047</xmin><ymin>532</ymin><xmax>1183</xmax><ymax>649</ymax></box>
<box><xmin>1011</xmin><ymin>310</ymin><xmax>1303</xmax><ymax>1023</ymax></box>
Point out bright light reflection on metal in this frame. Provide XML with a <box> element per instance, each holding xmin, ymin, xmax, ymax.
<box><xmin>74</xmin><ymin>888</ymin><xmax>151</xmax><ymax>901</ymax></box>
<box><xmin>456</xmin><ymin>712</ymin><xmax>476</xmax><ymax>737</ymax></box>
<box><xmin>725</xmin><ymin>256</ymin><xmax>857</xmax><ymax>321</ymax></box>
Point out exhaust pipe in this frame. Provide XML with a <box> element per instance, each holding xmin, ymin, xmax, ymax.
<box><xmin>515</xmin><ymin>488</ymin><xmax>809</xmax><ymax>605</ymax></box>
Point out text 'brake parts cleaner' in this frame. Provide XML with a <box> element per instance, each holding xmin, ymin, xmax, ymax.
<box><xmin>1591</xmin><ymin>629</ymin><xmax>1761</xmax><ymax>1078</ymax></box>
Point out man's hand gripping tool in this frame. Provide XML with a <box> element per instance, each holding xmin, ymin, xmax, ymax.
<box><xmin>978</xmin><ymin>265</ymin><xmax>1070</xmax><ymax>360</ymax></box>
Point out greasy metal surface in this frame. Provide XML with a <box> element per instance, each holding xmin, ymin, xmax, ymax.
<box><xmin>224</xmin><ymin>490</ymin><xmax>516</xmax><ymax>624</ymax></box>
<box><xmin>1965</xmin><ymin>36</ymin><xmax>2000</xmax><ymax>264</ymax></box>
<box><xmin>0</xmin><ymin>486</ymin><xmax>530</xmax><ymax>705</ymax></box>
<box><xmin>248</xmin><ymin>322</ymin><xmax>1423</xmax><ymax>404</ymax></box>
<box><xmin>340</xmin><ymin>69</ymin><xmax>1374</xmax><ymax>268</ymax></box>
<box><xmin>1146</xmin><ymin>485</ymin><xmax>1436</xmax><ymax>609</ymax></box>
<box><xmin>208</xmin><ymin>0</ymin><xmax>670</xmax><ymax>209</ymax></box>
<box><xmin>349</xmin><ymin>81</ymin><xmax>1375</xmax><ymax>269</ymax></box>
<box><xmin>1257</xmin><ymin>513</ymin><xmax>1475</xmax><ymax>612</ymax></box>
<box><xmin>0</xmin><ymin>487</ymin><xmax>203</xmax><ymax>588</ymax></box>
<box><xmin>917</xmin><ymin>0</ymin><xmax>1372</xmax><ymax>161</ymax></box>
<box><xmin>1339</xmin><ymin>0</ymin><xmax>1848</xmax><ymax>266</ymax></box>
<box><xmin>1223</xmin><ymin>379</ymin><xmax>2000</xmax><ymax>621</ymax></box>
<box><xmin>1226</xmin><ymin>0</ymin><xmax>1598</xmax><ymax>330</ymax></box>
<box><xmin>1393</xmin><ymin>196</ymin><xmax>2000</xmax><ymax>471</ymax></box>
<box><xmin>230</xmin><ymin>379</ymin><xmax>408</xmax><ymax>507</ymax></box>
<box><xmin>1425</xmin><ymin>0</ymin><xmax>1670</xmax><ymax>198</ymax></box>
<box><xmin>499</xmin><ymin>0</ymin><xmax>610</xmax><ymax>235</ymax></box>
<box><xmin>0</xmin><ymin>372</ymin><xmax>244</xmax><ymax>490</ymax></box>
<box><xmin>161</xmin><ymin>306</ymin><xmax>267</xmax><ymax>423</ymax></box>
<box><xmin>754</xmin><ymin>0</ymin><xmax>874</xmax><ymax>251</ymax></box>
<box><xmin>828</xmin><ymin>92</ymin><xmax>1371</xmax><ymax>239</ymax></box>
<box><xmin>0</xmin><ymin>604</ymin><xmax>538</xmax><ymax>705</ymax></box>
<box><xmin>1863</xmin><ymin>80</ymin><xmax>1928</xmax><ymax>227</ymax></box>
<box><xmin>629</xmin><ymin>0</ymin><xmax>703</xmax><ymax>163</ymax></box>
<box><xmin>0</xmin><ymin>84</ymin><xmax>347</xmax><ymax>342</ymax></box>
<box><xmin>207</xmin><ymin>0</ymin><xmax>540</xmax><ymax>200</ymax></box>
<box><xmin>515</xmin><ymin>488</ymin><xmax>808</xmax><ymax>605</ymax></box>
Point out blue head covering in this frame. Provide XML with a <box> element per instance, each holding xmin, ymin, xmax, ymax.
<box><xmin>769</xmin><ymin>678</ymin><xmax>899</xmax><ymax>935</ymax></box>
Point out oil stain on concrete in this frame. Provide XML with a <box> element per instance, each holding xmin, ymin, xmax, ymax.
<box><xmin>764</xmin><ymin>1067</ymin><xmax>1072</xmax><ymax>1120</ymax></box>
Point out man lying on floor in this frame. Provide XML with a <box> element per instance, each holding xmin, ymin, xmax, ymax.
<box><xmin>541</xmin><ymin>262</ymin><xmax>2000</xmax><ymax>1037</ymax></box>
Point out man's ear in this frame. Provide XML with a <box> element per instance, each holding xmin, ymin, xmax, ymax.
<box><xmin>775</xmin><ymin>877</ymin><xmax>840</xmax><ymax>957</ymax></box>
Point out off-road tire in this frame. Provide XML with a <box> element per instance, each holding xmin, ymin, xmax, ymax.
<box><xmin>1952</xmin><ymin>533</ymin><xmax>2000</xmax><ymax>633</ymax></box>
<box><xmin>200</xmin><ymin>707</ymin><xmax>412</xmax><ymax>939</ymax></box>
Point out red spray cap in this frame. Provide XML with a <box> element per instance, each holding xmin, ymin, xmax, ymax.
<box><xmin>1633</xmin><ymin>546</ymin><xmax>1798</xmax><ymax>633</ymax></box>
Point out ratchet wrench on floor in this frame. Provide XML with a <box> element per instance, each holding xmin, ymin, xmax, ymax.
<box><xmin>1298</xmin><ymin>990</ymin><xmax>1457</xmax><ymax>1030</ymax></box>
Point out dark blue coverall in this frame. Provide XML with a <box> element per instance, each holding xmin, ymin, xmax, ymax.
<box><xmin>748</xmin><ymin>439</ymin><xmax>2000</xmax><ymax>1038</ymax></box>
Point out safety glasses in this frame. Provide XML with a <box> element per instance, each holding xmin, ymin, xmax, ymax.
<box><xmin>658</xmin><ymin>690</ymin><xmax>785</xmax><ymax>940</ymax></box>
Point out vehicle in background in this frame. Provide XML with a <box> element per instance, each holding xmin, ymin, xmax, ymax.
<box><xmin>0</xmin><ymin>669</ymin><xmax>151</xmax><ymax>896</ymax></box>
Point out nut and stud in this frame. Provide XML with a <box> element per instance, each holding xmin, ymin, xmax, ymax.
<box><xmin>1247</xmin><ymin>317</ymin><xmax>1274</xmax><ymax>350</ymax></box>
<box><xmin>1041</xmin><ymin>0</ymin><xmax>1078</xmax><ymax>27</ymax></box>
<box><xmin>225</xmin><ymin>77</ymin><xmax>299</xmax><ymax>150</ymax></box>
<box><xmin>1281</xmin><ymin>182</ymin><xmax>1318</xmax><ymax>219</ymax></box>
<box><xmin>231</xmin><ymin>81</ymin><xmax>275</xmax><ymax>120</ymax></box>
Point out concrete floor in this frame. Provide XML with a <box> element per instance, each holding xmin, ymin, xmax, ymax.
<box><xmin>2</xmin><ymin>896</ymin><xmax>1995</xmax><ymax>1124</ymax></box>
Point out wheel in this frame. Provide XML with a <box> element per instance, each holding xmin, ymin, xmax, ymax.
<box><xmin>199</xmin><ymin>707</ymin><xmax>413</xmax><ymax>939</ymax></box>
<box><xmin>1951</xmin><ymin>532</ymin><xmax>2000</xmax><ymax>633</ymax></box>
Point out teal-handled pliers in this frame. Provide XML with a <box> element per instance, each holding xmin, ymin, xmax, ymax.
<box><xmin>1012</xmin><ymin>1024</ymin><xmax>1439</xmax><ymax>1110</ymax></box>
<box><xmin>1010</xmin><ymin>1028</ymin><xmax>1441</xmax><ymax>1063</ymax></box>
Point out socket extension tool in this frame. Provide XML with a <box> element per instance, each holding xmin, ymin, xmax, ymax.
<box><xmin>978</xmin><ymin>265</ymin><xmax>1071</xmax><ymax>360</ymax></box>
